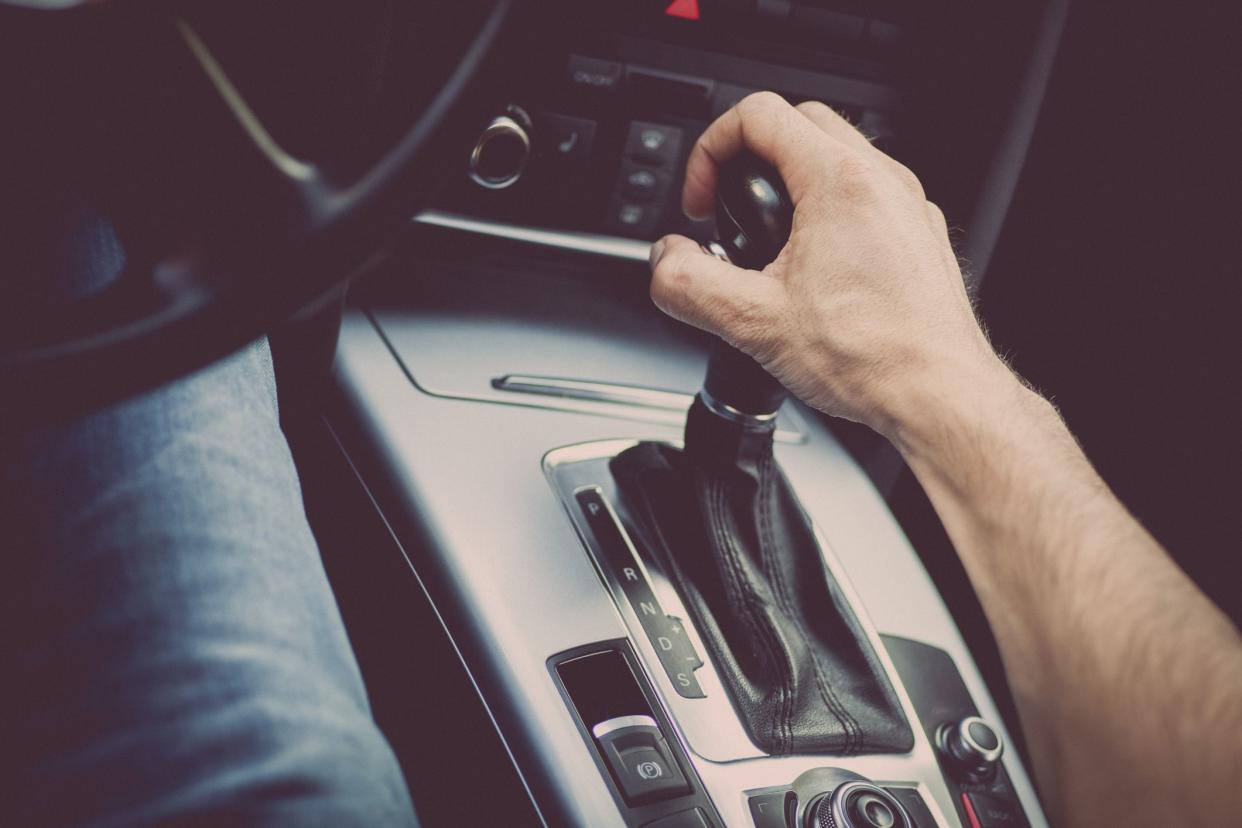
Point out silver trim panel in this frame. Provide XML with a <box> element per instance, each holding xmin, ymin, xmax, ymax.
<box><xmin>414</xmin><ymin>209</ymin><xmax>652</xmax><ymax>262</ymax></box>
<box><xmin>494</xmin><ymin>375</ymin><xmax>692</xmax><ymax>413</ymax></box>
<box><xmin>592</xmin><ymin>715</ymin><xmax>661</xmax><ymax>739</ymax></box>
<box><xmin>698</xmin><ymin>387</ymin><xmax>780</xmax><ymax>428</ymax></box>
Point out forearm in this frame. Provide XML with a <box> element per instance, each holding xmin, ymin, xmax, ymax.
<box><xmin>889</xmin><ymin>359</ymin><xmax>1242</xmax><ymax>827</ymax></box>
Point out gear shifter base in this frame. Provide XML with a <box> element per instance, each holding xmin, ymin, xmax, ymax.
<box><xmin>611</xmin><ymin>399</ymin><xmax>913</xmax><ymax>756</ymax></box>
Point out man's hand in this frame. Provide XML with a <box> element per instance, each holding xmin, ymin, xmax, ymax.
<box><xmin>648</xmin><ymin>92</ymin><xmax>1010</xmax><ymax>443</ymax></box>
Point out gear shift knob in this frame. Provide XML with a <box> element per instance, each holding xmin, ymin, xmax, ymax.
<box><xmin>699</xmin><ymin>153</ymin><xmax>793</xmax><ymax>422</ymax></box>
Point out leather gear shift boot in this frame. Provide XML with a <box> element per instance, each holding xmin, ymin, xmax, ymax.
<box><xmin>611</xmin><ymin>399</ymin><xmax>913</xmax><ymax>755</ymax></box>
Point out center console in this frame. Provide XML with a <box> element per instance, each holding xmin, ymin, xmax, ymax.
<box><xmin>327</xmin><ymin>2</ymin><xmax>1067</xmax><ymax>825</ymax></box>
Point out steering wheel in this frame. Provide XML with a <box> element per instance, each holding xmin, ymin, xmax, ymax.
<box><xmin>0</xmin><ymin>0</ymin><xmax>512</xmax><ymax>418</ymax></box>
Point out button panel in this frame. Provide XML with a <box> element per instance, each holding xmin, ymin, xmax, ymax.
<box><xmin>884</xmin><ymin>637</ymin><xmax>1038</xmax><ymax>828</ymax></box>
<box><xmin>566</xmin><ymin>54</ymin><xmax>623</xmax><ymax>93</ymax></box>
<box><xmin>576</xmin><ymin>489</ymin><xmax>707</xmax><ymax>698</ymax></box>
<box><xmin>437</xmin><ymin>37</ymin><xmax>899</xmax><ymax>243</ymax></box>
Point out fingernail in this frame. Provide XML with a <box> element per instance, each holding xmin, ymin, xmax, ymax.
<box><xmin>648</xmin><ymin>238</ymin><xmax>666</xmax><ymax>270</ymax></box>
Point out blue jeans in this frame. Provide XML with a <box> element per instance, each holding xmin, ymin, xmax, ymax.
<box><xmin>1</xmin><ymin>209</ymin><xmax>418</xmax><ymax>826</ymax></box>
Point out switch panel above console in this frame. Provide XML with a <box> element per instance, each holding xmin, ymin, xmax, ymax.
<box><xmin>432</xmin><ymin>1</ymin><xmax>900</xmax><ymax>245</ymax></box>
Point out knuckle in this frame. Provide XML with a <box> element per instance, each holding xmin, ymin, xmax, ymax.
<box><xmin>738</xmin><ymin>90</ymin><xmax>788</xmax><ymax>119</ymax></box>
<box><xmin>925</xmin><ymin>200</ymin><xmax>947</xmax><ymax>227</ymax></box>
<box><xmin>650</xmin><ymin>248</ymin><xmax>689</xmax><ymax>304</ymax></box>
<box><xmin>833</xmin><ymin>152</ymin><xmax>880</xmax><ymax>201</ymax></box>
<box><xmin>723</xmin><ymin>295</ymin><xmax>778</xmax><ymax>355</ymax></box>
<box><xmin>891</xmin><ymin>161</ymin><xmax>925</xmax><ymax>197</ymax></box>
<box><xmin>795</xmin><ymin>99</ymin><xmax>832</xmax><ymax>119</ymax></box>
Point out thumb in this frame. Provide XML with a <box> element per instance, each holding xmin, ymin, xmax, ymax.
<box><xmin>648</xmin><ymin>234</ymin><xmax>783</xmax><ymax>348</ymax></box>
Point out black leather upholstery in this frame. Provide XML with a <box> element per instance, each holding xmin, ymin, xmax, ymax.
<box><xmin>611</xmin><ymin>399</ymin><xmax>913</xmax><ymax>755</ymax></box>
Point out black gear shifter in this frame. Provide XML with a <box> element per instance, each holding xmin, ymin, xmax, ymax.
<box><xmin>611</xmin><ymin>153</ymin><xmax>913</xmax><ymax>756</ymax></box>
<box><xmin>699</xmin><ymin>154</ymin><xmax>793</xmax><ymax>421</ymax></box>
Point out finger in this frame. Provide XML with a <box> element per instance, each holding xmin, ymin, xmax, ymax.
<box><xmin>793</xmin><ymin>100</ymin><xmax>873</xmax><ymax>153</ymax></box>
<box><xmin>649</xmin><ymin>234</ymin><xmax>784</xmax><ymax>347</ymax></box>
<box><xmin>797</xmin><ymin>99</ymin><xmax>926</xmax><ymax>199</ymax></box>
<box><xmin>682</xmin><ymin>91</ymin><xmax>832</xmax><ymax>220</ymax></box>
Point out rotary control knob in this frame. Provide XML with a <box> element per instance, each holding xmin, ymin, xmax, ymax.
<box><xmin>937</xmin><ymin>715</ymin><xmax>1004</xmax><ymax>780</ymax></box>
<box><xmin>805</xmin><ymin>781</ymin><xmax>912</xmax><ymax>828</ymax></box>
<box><xmin>469</xmin><ymin>105</ymin><xmax>532</xmax><ymax>190</ymax></box>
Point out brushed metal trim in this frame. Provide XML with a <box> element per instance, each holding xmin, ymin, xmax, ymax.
<box><xmin>592</xmin><ymin>714</ymin><xmax>661</xmax><ymax>740</ymax></box>
<box><xmin>414</xmin><ymin>209</ymin><xmax>652</xmax><ymax>262</ymax></box>
<box><xmin>487</xmin><ymin>373</ymin><xmax>807</xmax><ymax>444</ymax></box>
<box><xmin>494</xmin><ymin>375</ymin><xmax>690</xmax><ymax>413</ymax></box>
<box><xmin>698</xmin><ymin>388</ymin><xmax>780</xmax><ymax>429</ymax></box>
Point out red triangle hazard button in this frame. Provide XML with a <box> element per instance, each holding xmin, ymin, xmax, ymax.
<box><xmin>664</xmin><ymin>0</ymin><xmax>700</xmax><ymax>21</ymax></box>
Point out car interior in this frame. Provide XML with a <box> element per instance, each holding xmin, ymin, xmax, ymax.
<box><xmin>3</xmin><ymin>1</ymin><xmax>1236</xmax><ymax>827</ymax></box>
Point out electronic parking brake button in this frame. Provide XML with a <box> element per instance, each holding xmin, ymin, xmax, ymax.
<box><xmin>593</xmin><ymin>715</ymin><xmax>691</xmax><ymax>806</ymax></box>
<box><xmin>748</xmin><ymin>791</ymin><xmax>790</xmax><ymax>828</ymax></box>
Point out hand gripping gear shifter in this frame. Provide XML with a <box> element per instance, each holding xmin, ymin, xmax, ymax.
<box><xmin>611</xmin><ymin>153</ymin><xmax>913</xmax><ymax>755</ymax></box>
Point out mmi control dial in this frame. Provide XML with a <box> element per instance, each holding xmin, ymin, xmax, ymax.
<box><xmin>937</xmin><ymin>715</ymin><xmax>1005</xmax><ymax>781</ymax></box>
<box><xmin>805</xmin><ymin>781</ymin><xmax>912</xmax><ymax>828</ymax></box>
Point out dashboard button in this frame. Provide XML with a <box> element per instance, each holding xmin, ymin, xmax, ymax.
<box><xmin>965</xmin><ymin>792</ymin><xmax>1028</xmax><ymax>828</ymax></box>
<box><xmin>622</xmin><ymin>164</ymin><xmax>667</xmax><ymax>202</ymax></box>
<box><xmin>625</xmin><ymin>121</ymin><xmax>684</xmax><ymax>168</ymax></box>
<box><xmin>540</xmin><ymin>113</ymin><xmax>596</xmax><ymax>164</ymax></box>
<box><xmin>643</xmin><ymin>807</ymin><xmax>712</xmax><ymax>828</ymax></box>
<box><xmin>594</xmin><ymin>716</ymin><xmax>691</xmax><ymax>805</ymax></box>
<box><xmin>567</xmin><ymin>55</ymin><xmax>623</xmax><ymax>94</ymax></box>
<box><xmin>748</xmin><ymin>791</ymin><xmax>789</xmax><ymax>827</ymax></box>
<box><xmin>607</xmin><ymin>199</ymin><xmax>656</xmax><ymax>235</ymax></box>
